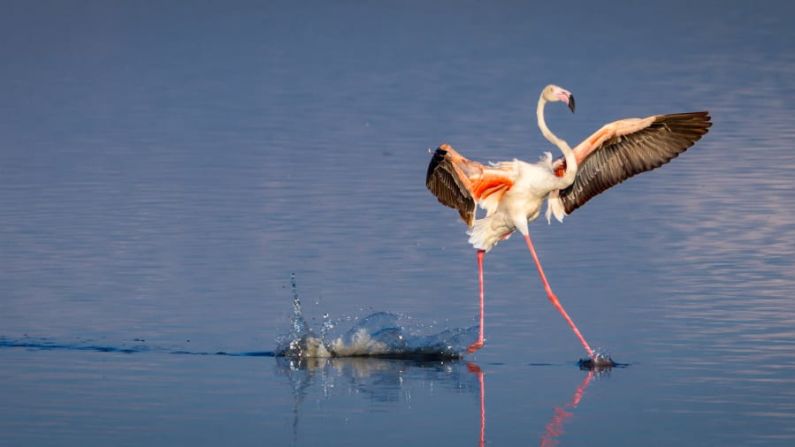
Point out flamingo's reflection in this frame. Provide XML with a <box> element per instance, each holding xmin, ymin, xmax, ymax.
<box><xmin>276</xmin><ymin>356</ymin><xmax>609</xmax><ymax>446</ymax></box>
<box><xmin>467</xmin><ymin>362</ymin><xmax>487</xmax><ymax>447</ymax></box>
<box><xmin>276</xmin><ymin>356</ymin><xmax>476</xmax><ymax>445</ymax></box>
<box><xmin>537</xmin><ymin>369</ymin><xmax>597</xmax><ymax>447</ymax></box>
<box><xmin>467</xmin><ymin>362</ymin><xmax>606</xmax><ymax>447</ymax></box>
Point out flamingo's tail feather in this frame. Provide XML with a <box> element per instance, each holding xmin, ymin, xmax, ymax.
<box><xmin>467</xmin><ymin>215</ymin><xmax>512</xmax><ymax>252</ymax></box>
<box><xmin>545</xmin><ymin>191</ymin><xmax>567</xmax><ymax>224</ymax></box>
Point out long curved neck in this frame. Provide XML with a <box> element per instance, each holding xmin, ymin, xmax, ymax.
<box><xmin>537</xmin><ymin>95</ymin><xmax>577</xmax><ymax>186</ymax></box>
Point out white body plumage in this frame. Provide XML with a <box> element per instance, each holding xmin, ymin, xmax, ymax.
<box><xmin>467</xmin><ymin>153</ymin><xmax>571</xmax><ymax>252</ymax></box>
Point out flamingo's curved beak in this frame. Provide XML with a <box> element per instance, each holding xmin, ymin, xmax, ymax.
<box><xmin>554</xmin><ymin>87</ymin><xmax>575</xmax><ymax>113</ymax></box>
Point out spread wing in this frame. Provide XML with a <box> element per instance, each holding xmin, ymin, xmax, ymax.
<box><xmin>556</xmin><ymin>111</ymin><xmax>711</xmax><ymax>214</ymax></box>
<box><xmin>426</xmin><ymin>144</ymin><xmax>515</xmax><ymax>227</ymax></box>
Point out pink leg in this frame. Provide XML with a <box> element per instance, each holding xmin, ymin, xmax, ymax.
<box><xmin>467</xmin><ymin>249</ymin><xmax>486</xmax><ymax>353</ymax></box>
<box><xmin>523</xmin><ymin>234</ymin><xmax>594</xmax><ymax>358</ymax></box>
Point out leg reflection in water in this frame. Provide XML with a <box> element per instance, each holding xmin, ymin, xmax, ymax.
<box><xmin>539</xmin><ymin>370</ymin><xmax>596</xmax><ymax>447</ymax></box>
<box><xmin>466</xmin><ymin>363</ymin><xmax>604</xmax><ymax>447</ymax></box>
<box><xmin>466</xmin><ymin>362</ymin><xmax>486</xmax><ymax>447</ymax></box>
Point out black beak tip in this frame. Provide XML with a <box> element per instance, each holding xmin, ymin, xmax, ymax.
<box><xmin>568</xmin><ymin>95</ymin><xmax>576</xmax><ymax>113</ymax></box>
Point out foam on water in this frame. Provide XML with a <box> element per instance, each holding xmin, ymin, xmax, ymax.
<box><xmin>275</xmin><ymin>276</ymin><xmax>476</xmax><ymax>360</ymax></box>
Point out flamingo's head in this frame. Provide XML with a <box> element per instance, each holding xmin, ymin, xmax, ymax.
<box><xmin>542</xmin><ymin>84</ymin><xmax>575</xmax><ymax>113</ymax></box>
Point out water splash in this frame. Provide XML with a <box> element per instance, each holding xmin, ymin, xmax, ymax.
<box><xmin>275</xmin><ymin>274</ymin><xmax>332</xmax><ymax>358</ymax></box>
<box><xmin>275</xmin><ymin>277</ymin><xmax>476</xmax><ymax>360</ymax></box>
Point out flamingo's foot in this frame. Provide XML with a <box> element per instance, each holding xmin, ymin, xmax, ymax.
<box><xmin>466</xmin><ymin>362</ymin><xmax>483</xmax><ymax>374</ymax></box>
<box><xmin>577</xmin><ymin>352</ymin><xmax>616</xmax><ymax>370</ymax></box>
<box><xmin>467</xmin><ymin>340</ymin><xmax>485</xmax><ymax>354</ymax></box>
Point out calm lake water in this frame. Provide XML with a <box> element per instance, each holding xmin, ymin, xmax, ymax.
<box><xmin>2</xmin><ymin>1</ymin><xmax>795</xmax><ymax>446</ymax></box>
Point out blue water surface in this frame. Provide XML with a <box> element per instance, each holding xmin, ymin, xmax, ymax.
<box><xmin>2</xmin><ymin>1</ymin><xmax>795</xmax><ymax>446</ymax></box>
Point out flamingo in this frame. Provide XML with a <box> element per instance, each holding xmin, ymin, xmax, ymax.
<box><xmin>426</xmin><ymin>84</ymin><xmax>711</xmax><ymax>361</ymax></box>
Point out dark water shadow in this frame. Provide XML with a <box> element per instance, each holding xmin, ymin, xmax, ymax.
<box><xmin>0</xmin><ymin>336</ymin><xmax>275</xmax><ymax>357</ymax></box>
